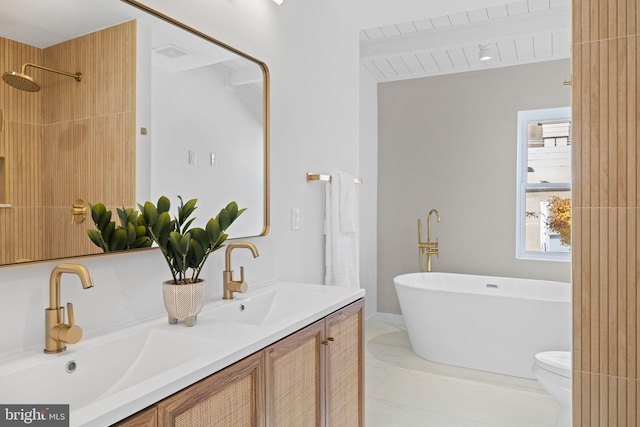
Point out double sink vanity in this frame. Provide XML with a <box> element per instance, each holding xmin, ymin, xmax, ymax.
<box><xmin>0</xmin><ymin>279</ymin><xmax>365</xmax><ymax>426</ymax></box>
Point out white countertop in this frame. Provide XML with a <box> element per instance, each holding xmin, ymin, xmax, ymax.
<box><xmin>0</xmin><ymin>281</ymin><xmax>365</xmax><ymax>426</ymax></box>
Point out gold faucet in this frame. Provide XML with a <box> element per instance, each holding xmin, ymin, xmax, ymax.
<box><xmin>223</xmin><ymin>242</ymin><xmax>259</xmax><ymax>300</ymax></box>
<box><xmin>45</xmin><ymin>263</ymin><xmax>94</xmax><ymax>353</ymax></box>
<box><xmin>418</xmin><ymin>209</ymin><xmax>441</xmax><ymax>272</ymax></box>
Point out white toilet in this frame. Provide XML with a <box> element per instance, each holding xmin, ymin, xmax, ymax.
<box><xmin>533</xmin><ymin>351</ymin><xmax>572</xmax><ymax>427</ymax></box>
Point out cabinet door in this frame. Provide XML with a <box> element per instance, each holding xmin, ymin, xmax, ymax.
<box><xmin>113</xmin><ymin>406</ymin><xmax>157</xmax><ymax>427</ymax></box>
<box><xmin>157</xmin><ymin>351</ymin><xmax>265</xmax><ymax>427</ymax></box>
<box><xmin>325</xmin><ymin>299</ymin><xmax>364</xmax><ymax>427</ymax></box>
<box><xmin>265</xmin><ymin>320</ymin><xmax>325</xmax><ymax>427</ymax></box>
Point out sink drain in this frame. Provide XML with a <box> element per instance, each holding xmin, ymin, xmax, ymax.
<box><xmin>65</xmin><ymin>360</ymin><xmax>77</xmax><ymax>373</ymax></box>
<box><xmin>239</xmin><ymin>304</ymin><xmax>246</xmax><ymax>312</ymax></box>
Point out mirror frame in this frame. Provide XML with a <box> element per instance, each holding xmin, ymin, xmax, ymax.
<box><xmin>123</xmin><ymin>0</ymin><xmax>270</xmax><ymax>238</ymax></box>
<box><xmin>0</xmin><ymin>0</ymin><xmax>270</xmax><ymax>268</ymax></box>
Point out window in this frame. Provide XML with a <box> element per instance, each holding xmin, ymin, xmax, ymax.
<box><xmin>516</xmin><ymin>107</ymin><xmax>571</xmax><ymax>261</ymax></box>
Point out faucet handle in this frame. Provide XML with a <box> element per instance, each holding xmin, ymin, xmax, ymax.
<box><xmin>228</xmin><ymin>267</ymin><xmax>248</xmax><ymax>293</ymax></box>
<box><xmin>57</xmin><ymin>303</ymin><xmax>83</xmax><ymax>344</ymax></box>
<box><xmin>236</xmin><ymin>267</ymin><xmax>248</xmax><ymax>293</ymax></box>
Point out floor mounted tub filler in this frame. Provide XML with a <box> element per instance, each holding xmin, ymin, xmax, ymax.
<box><xmin>394</xmin><ymin>272</ymin><xmax>571</xmax><ymax>379</ymax></box>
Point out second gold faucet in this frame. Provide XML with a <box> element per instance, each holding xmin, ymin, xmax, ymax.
<box><xmin>223</xmin><ymin>242</ymin><xmax>259</xmax><ymax>299</ymax></box>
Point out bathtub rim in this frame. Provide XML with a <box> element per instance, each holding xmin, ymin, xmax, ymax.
<box><xmin>393</xmin><ymin>271</ymin><xmax>571</xmax><ymax>303</ymax></box>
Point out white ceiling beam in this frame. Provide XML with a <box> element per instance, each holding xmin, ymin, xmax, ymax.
<box><xmin>360</xmin><ymin>7</ymin><xmax>570</xmax><ymax>60</ymax></box>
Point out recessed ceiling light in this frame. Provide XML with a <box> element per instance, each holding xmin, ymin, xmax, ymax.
<box><xmin>273</xmin><ymin>0</ymin><xmax>284</xmax><ymax>4</ymax></box>
<box><xmin>479</xmin><ymin>44</ymin><xmax>492</xmax><ymax>61</ymax></box>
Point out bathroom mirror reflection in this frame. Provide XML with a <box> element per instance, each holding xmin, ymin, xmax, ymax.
<box><xmin>0</xmin><ymin>0</ymin><xmax>269</xmax><ymax>266</ymax></box>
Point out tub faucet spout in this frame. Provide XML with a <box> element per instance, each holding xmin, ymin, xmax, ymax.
<box><xmin>418</xmin><ymin>209</ymin><xmax>440</xmax><ymax>272</ymax></box>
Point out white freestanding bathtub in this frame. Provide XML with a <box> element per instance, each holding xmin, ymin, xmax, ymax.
<box><xmin>394</xmin><ymin>272</ymin><xmax>571</xmax><ymax>379</ymax></box>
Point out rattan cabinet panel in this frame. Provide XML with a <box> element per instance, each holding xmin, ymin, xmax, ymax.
<box><xmin>157</xmin><ymin>351</ymin><xmax>265</xmax><ymax>427</ymax></box>
<box><xmin>265</xmin><ymin>320</ymin><xmax>325</xmax><ymax>427</ymax></box>
<box><xmin>325</xmin><ymin>300</ymin><xmax>364</xmax><ymax>427</ymax></box>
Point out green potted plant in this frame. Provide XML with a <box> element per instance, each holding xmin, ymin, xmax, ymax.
<box><xmin>137</xmin><ymin>196</ymin><xmax>245</xmax><ymax>326</ymax></box>
<box><xmin>87</xmin><ymin>203</ymin><xmax>153</xmax><ymax>252</ymax></box>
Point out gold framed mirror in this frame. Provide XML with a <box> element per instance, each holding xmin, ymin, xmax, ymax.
<box><xmin>0</xmin><ymin>0</ymin><xmax>269</xmax><ymax>266</ymax></box>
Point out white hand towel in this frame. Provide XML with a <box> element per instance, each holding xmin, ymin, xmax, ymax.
<box><xmin>324</xmin><ymin>171</ymin><xmax>360</xmax><ymax>288</ymax></box>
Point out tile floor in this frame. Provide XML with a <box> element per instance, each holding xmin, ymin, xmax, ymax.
<box><xmin>365</xmin><ymin>322</ymin><xmax>559</xmax><ymax>427</ymax></box>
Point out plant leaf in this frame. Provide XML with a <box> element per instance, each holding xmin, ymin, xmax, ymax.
<box><xmin>87</xmin><ymin>229</ymin><xmax>105</xmax><ymax>251</ymax></box>
<box><xmin>97</xmin><ymin>210</ymin><xmax>112</xmax><ymax>230</ymax></box>
<box><xmin>126</xmin><ymin>222</ymin><xmax>137</xmax><ymax>245</ymax></box>
<box><xmin>181</xmin><ymin>217</ymin><xmax>196</xmax><ymax>234</ymax></box>
<box><xmin>189</xmin><ymin>239</ymin><xmax>205</xmax><ymax>268</ymax></box>
<box><xmin>91</xmin><ymin>203</ymin><xmax>106</xmax><ymax>225</ymax></box>
<box><xmin>153</xmin><ymin>211</ymin><xmax>173</xmax><ymax>240</ymax></box>
<box><xmin>218</xmin><ymin>208</ymin><xmax>231</xmax><ymax>231</ymax></box>
<box><xmin>205</xmin><ymin>218</ymin><xmax>221</xmax><ymax>244</ymax></box>
<box><xmin>136</xmin><ymin>225</ymin><xmax>147</xmax><ymax>238</ymax></box>
<box><xmin>117</xmin><ymin>207</ymin><xmax>128</xmax><ymax>227</ymax></box>
<box><xmin>143</xmin><ymin>201</ymin><xmax>158</xmax><ymax>227</ymax></box>
<box><xmin>189</xmin><ymin>228</ymin><xmax>209</xmax><ymax>247</ymax></box>
<box><xmin>157</xmin><ymin>196</ymin><xmax>170</xmax><ymax>214</ymax></box>
<box><xmin>102</xmin><ymin>221</ymin><xmax>115</xmax><ymax>244</ymax></box>
<box><xmin>133</xmin><ymin>236</ymin><xmax>152</xmax><ymax>248</ymax></box>
<box><xmin>110</xmin><ymin>228</ymin><xmax>128</xmax><ymax>251</ymax></box>
<box><xmin>168</xmin><ymin>231</ymin><xmax>184</xmax><ymax>255</ymax></box>
<box><xmin>177</xmin><ymin>197</ymin><xmax>197</xmax><ymax>226</ymax></box>
<box><xmin>226</xmin><ymin>201</ymin><xmax>239</xmax><ymax>221</ymax></box>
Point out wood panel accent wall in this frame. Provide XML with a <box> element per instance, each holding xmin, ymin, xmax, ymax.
<box><xmin>41</xmin><ymin>20</ymin><xmax>136</xmax><ymax>260</ymax></box>
<box><xmin>0</xmin><ymin>21</ymin><xmax>135</xmax><ymax>263</ymax></box>
<box><xmin>572</xmin><ymin>0</ymin><xmax>640</xmax><ymax>424</ymax></box>
<box><xmin>0</xmin><ymin>37</ymin><xmax>45</xmax><ymax>264</ymax></box>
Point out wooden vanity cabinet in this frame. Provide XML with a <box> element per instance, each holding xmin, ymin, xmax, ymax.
<box><xmin>113</xmin><ymin>299</ymin><xmax>363</xmax><ymax>427</ymax></box>
<box><xmin>324</xmin><ymin>300</ymin><xmax>364</xmax><ymax>427</ymax></box>
<box><xmin>265</xmin><ymin>299</ymin><xmax>364</xmax><ymax>427</ymax></box>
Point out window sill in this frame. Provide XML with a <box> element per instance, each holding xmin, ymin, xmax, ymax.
<box><xmin>516</xmin><ymin>251</ymin><xmax>571</xmax><ymax>262</ymax></box>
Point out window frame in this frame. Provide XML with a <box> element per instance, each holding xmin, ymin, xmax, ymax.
<box><xmin>515</xmin><ymin>107</ymin><xmax>572</xmax><ymax>262</ymax></box>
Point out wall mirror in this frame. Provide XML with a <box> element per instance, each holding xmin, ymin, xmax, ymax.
<box><xmin>0</xmin><ymin>0</ymin><xmax>269</xmax><ymax>266</ymax></box>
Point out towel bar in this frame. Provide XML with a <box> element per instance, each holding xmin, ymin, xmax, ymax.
<box><xmin>306</xmin><ymin>172</ymin><xmax>362</xmax><ymax>184</ymax></box>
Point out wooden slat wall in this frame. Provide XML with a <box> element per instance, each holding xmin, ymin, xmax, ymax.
<box><xmin>572</xmin><ymin>0</ymin><xmax>640</xmax><ymax>425</ymax></box>
<box><xmin>0</xmin><ymin>21</ymin><xmax>135</xmax><ymax>264</ymax></box>
<box><xmin>0</xmin><ymin>37</ymin><xmax>45</xmax><ymax>264</ymax></box>
<box><xmin>41</xmin><ymin>20</ymin><xmax>136</xmax><ymax>260</ymax></box>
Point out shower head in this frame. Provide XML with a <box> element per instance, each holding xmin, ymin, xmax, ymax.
<box><xmin>2</xmin><ymin>63</ymin><xmax>82</xmax><ymax>92</ymax></box>
<box><xmin>2</xmin><ymin>71</ymin><xmax>40</xmax><ymax>92</ymax></box>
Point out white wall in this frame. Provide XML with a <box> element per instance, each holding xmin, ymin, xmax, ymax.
<box><xmin>377</xmin><ymin>59</ymin><xmax>572</xmax><ymax>315</ymax></box>
<box><xmin>0</xmin><ymin>0</ymin><xmax>362</xmax><ymax>358</ymax></box>
<box><xmin>359</xmin><ymin>64</ymin><xmax>378</xmax><ymax>321</ymax></box>
<box><xmin>150</xmin><ymin>65</ymin><xmax>264</xmax><ymax>237</ymax></box>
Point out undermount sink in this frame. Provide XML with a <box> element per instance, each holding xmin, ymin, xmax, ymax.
<box><xmin>0</xmin><ymin>328</ymin><xmax>220</xmax><ymax>408</ymax></box>
<box><xmin>200</xmin><ymin>287</ymin><xmax>335</xmax><ymax>326</ymax></box>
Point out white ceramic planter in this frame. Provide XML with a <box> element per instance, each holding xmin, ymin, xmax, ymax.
<box><xmin>162</xmin><ymin>280</ymin><xmax>206</xmax><ymax>327</ymax></box>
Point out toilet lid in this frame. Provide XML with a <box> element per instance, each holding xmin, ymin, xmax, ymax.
<box><xmin>535</xmin><ymin>351</ymin><xmax>572</xmax><ymax>378</ymax></box>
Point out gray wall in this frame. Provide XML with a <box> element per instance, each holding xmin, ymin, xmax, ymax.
<box><xmin>377</xmin><ymin>59</ymin><xmax>572</xmax><ymax>315</ymax></box>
